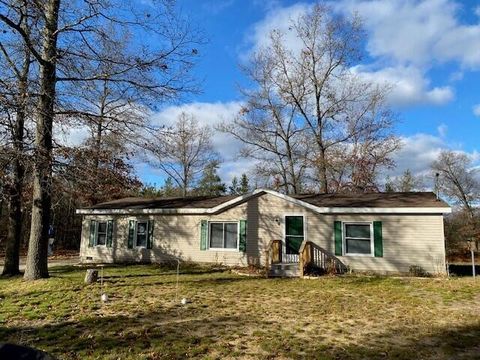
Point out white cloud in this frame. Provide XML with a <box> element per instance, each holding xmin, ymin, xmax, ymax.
<box><xmin>244</xmin><ymin>1</ymin><xmax>455</xmax><ymax>107</ymax></box>
<box><xmin>147</xmin><ymin>101</ymin><xmax>480</xmax><ymax>189</ymax></box>
<box><xmin>473</xmin><ymin>104</ymin><xmax>480</xmax><ymax>117</ymax></box>
<box><xmin>449</xmin><ymin>70</ymin><xmax>464</xmax><ymax>82</ymax></box>
<box><xmin>437</xmin><ymin>123</ymin><xmax>448</xmax><ymax>138</ymax></box>
<box><xmin>242</xmin><ymin>2</ymin><xmax>312</xmax><ymax>60</ymax></box>
<box><xmin>475</xmin><ymin>5</ymin><xmax>480</xmax><ymax>18</ymax></box>
<box><xmin>391</xmin><ymin>133</ymin><xmax>445</xmax><ymax>177</ymax></box>
<box><xmin>150</xmin><ymin>101</ymin><xmax>256</xmax><ymax>182</ymax></box>
<box><xmin>353</xmin><ymin>65</ymin><xmax>454</xmax><ymax>106</ymax></box>
<box><xmin>338</xmin><ymin>0</ymin><xmax>480</xmax><ymax>69</ymax></box>
<box><xmin>54</xmin><ymin>123</ymin><xmax>90</xmax><ymax>147</ymax></box>
<box><xmin>388</xmin><ymin>132</ymin><xmax>479</xmax><ymax>181</ymax></box>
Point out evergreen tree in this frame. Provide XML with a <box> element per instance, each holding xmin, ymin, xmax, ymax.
<box><xmin>162</xmin><ymin>177</ymin><xmax>179</xmax><ymax>197</ymax></box>
<box><xmin>397</xmin><ymin>169</ymin><xmax>419</xmax><ymax>192</ymax></box>
<box><xmin>229</xmin><ymin>176</ymin><xmax>239</xmax><ymax>195</ymax></box>
<box><xmin>239</xmin><ymin>173</ymin><xmax>250</xmax><ymax>194</ymax></box>
<box><xmin>139</xmin><ymin>183</ymin><xmax>162</xmax><ymax>197</ymax></box>
<box><xmin>384</xmin><ymin>176</ymin><xmax>395</xmax><ymax>192</ymax></box>
<box><xmin>195</xmin><ymin>161</ymin><xmax>226</xmax><ymax>196</ymax></box>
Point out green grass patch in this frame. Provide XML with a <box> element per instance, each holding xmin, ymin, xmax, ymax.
<box><xmin>0</xmin><ymin>264</ymin><xmax>479</xmax><ymax>359</ymax></box>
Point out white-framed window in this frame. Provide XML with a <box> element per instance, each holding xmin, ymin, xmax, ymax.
<box><xmin>209</xmin><ymin>222</ymin><xmax>239</xmax><ymax>250</ymax></box>
<box><xmin>89</xmin><ymin>219</ymin><xmax>114</xmax><ymax>247</ymax></box>
<box><xmin>343</xmin><ymin>222</ymin><xmax>374</xmax><ymax>256</ymax></box>
<box><xmin>135</xmin><ymin>221</ymin><xmax>148</xmax><ymax>248</ymax></box>
<box><xmin>96</xmin><ymin>221</ymin><xmax>108</xmax><ymax>246</ymax></box>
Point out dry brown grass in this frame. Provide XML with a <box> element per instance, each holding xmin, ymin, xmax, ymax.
<box><xmin>0</xmin><ymin>264</ymin><xmax>479</xmax><ymax>359</ymax></box>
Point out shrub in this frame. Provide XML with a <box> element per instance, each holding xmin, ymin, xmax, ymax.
<box><xmin>409</xmin><ymin>265</ymin><xmax>430</xmax><ymax>277</ymax></box>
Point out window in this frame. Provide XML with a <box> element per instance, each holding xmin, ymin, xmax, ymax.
<box><xmin>285</xmin><ymin>216</ymin><xmax>304</xmax><ymax>254</ymax></box>
<box><xmin>344</xmin><ymin>223</ymin><xmax>373</xmax><ymax>255</ymax></box>
<box><xmin>127</xmin><ymin>220</ymin><xmax>153</xmax><ymax>249</ymax></box>
<box><xmin>96</xmin><ymin>221</ymin><xmax>107</xmax><ymax>246</ymax></box>
<box><xmin>89</xmin><ymin>220</ymin><xmax>114</xmax><ymax>247</ymax></box>
<box><xmin>209</xmin><ymin>222</ymin><xmax>238</xmax><ymax>250</ymax></box>
<box><xmin>136</xmin><ymin>221</ymin><xmax>148</xmax><ymax>247</ymax></box>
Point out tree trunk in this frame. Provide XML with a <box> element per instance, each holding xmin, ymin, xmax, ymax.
<box><xmin>2</xmin><ymin>7</ymin><xmax>30</xmax><ymax>277</ymax></box>
<box><xmin>24</xmin><ymin>0</ymin><xmax>60</xmax><ymax>280</ymax></box>
<box><xmin>318</xmin><ymin>145</ymin><xmax>328</xmax><ymax>193</ymax></box>
<box><xmin>84</xmin><ymin>269</ymin><xmax>98</xmax><ymax>284</ymax></box>
<box><xmin>2</xmin><ymin>115</ymin><xmax>25</xmax><ymax>276</ymax></box>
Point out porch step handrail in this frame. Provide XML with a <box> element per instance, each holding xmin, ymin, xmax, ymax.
<box><xmin>265</xmin><ymin>239</ymin><xmax>282</xmax><ymax>273</ymax></box>
<box><xmin>299</xmin><ymin>240</ymin><xmax>347</xmax><ymax>277</ymax></box>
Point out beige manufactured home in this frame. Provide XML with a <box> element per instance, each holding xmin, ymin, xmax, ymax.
<box><xmin>76</xmin><ymin>189</ymin><xmax>451</xmax><ymax>275</ymax></box>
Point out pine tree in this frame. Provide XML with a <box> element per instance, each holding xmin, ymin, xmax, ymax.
<box><xmin>162</xmin><ymin>177</ymin><xmax>178</xmax><ymax>197</ymax></box>
<box><xmin>398</xmin><ymin>169</ymin><xmax>416</xmax><ymax>192</ymax></box>
<box><xmin>195</xmin><ymin>162</ymin><xmax>226</xmax><ymax>196</ymax></box>
<box><xmin>239</xmin><ymin>173</ymin><xmax>250</xmax><ymax>194</ymax></box>
<box><xmin>384</xmin><ymin>176</ymin><xmax>395</xmax><ymax>192</ymax></box>
<box><xmin>229</xmin><ymin>176</ymin><xmax>239</xmax><ymax>195</ymax></box>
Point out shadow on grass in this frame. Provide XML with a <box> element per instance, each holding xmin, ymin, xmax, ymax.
<box><xmin>1</xmin><ymin>304</ymin><xmax>479</xmax><ymax>360</ymax></box>
<box><xmin>100</xmin><ymin>274</ymin><xmax>263</xmax><ymax>290</ymax></box>
<box><xmin>0</xmin><ymin>308</ymin><xmax>256</xmax><ymax>359</ymax></box>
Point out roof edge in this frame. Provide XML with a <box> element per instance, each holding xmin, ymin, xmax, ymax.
<box><xmin>76</xmin><ymin>189</ymin><xmax>451</xmax><ymax>215</ymax></box>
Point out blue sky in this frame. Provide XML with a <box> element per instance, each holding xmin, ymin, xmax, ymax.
<box><xmin>138</xmin><ymin>0</ymin><xmax>480</xmax><ymax>187</ymax></box>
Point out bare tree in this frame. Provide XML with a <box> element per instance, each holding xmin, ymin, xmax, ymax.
<box><xmin>249</xmin><ymin>4</ymin><xmax>398</xmax><ymax>193</ymax></box>
<box><xmin>0</xmin><ymin>0</ymin><xmax>201</xmax><ymax>279</ymax></box>
<box><xmin>0</xmin><ymin>0</ymin><xmax>33</xmax><ymax>276</ymax></box>
<box><xmin>432</xmin><ymin>150</ymin><xmax>479</xmax><ymax>217</ymax></box>
<box><xmin>220</xmin><ymin>51</ymin><xmax>308</xmax><ymax>195</ymax></box>
<box><xmin>145</xmin><ymin>112</ymin><xmax>218</xmax><ymax>197</ymax></box>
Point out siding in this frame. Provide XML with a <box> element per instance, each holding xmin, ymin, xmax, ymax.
<box><xmin>253</xmin><ymin>193</ymin><xmax>446</xmax><ymax>274</ymax></box>
<box><xmin>80</xmin><ymin>202</ymin><xmax>251</xmax><ymax>266</ymax></box>
<box><xmin>80</xmin><ymin>192</ymin><xmax>447</xmax><ymax>274</ymax></box>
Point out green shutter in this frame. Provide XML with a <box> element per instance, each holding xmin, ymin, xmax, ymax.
<box><xmin>147</xmin><ymin>220</ymin><xmax>154</xmax><ymax>249</ymax></box>
<box><xmin>128</xmin><ymin>220</ymin><xmax>135</xmax><ymax>249</ymax></box>
<box><xmin>334</xmin><ymin>221</ymin><xmax>343</xmax><ymax>256</ymax></box>
<box><xmin>106</xmin><ymin>220</ymin><xmax>114</xmax><ymax>248</ymax></box>
<box><xmin>200</xmin><ymin>220</ymin><xmax>208</xmax><ymax>250</ymax></box>
<box><xmin>89</xmin><ymin>220</ymin><xmax>97</xmax><ymax>247</ymax></box>
<box><xmin>373</xmin><ymin>221</ymin><xmax>383</xmax><ymax>257</ymax></box>
<box><xmin>239</xmin><ymin>220</ymin><xmax>247</xmax><ymax>252</ymax></box>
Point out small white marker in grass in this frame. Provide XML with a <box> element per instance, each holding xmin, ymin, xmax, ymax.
<box><xmin>181</xmin><ymin>298</ymin><xmax>188</xmax><ymax>305</ymax></box>
<box><xmin>100</xmin><ymin>265</ymin><xmax>109</xmax><ymax>303</ymax></box>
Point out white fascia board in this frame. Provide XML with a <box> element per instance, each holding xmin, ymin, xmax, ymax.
<box><xmin>75</xmin><ymin>188</ymin><xmax>452</xmax><ymax>215</ymax></box>
<box><xmin>310</xmin><ymin>207</ymin><xmax>452</xmax><ymax>214</ymax></box>
<box><xmin>76</xmin><ymin>208</ymin><xmax>213</xmax><ymax>215</ymax></box>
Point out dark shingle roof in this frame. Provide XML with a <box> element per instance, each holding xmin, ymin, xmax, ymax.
<box><xmin>89</xmin><ymin>195</ymin><xmax>238</xmax><ymax>209</ymax></box>
<box><xmin>291</xmin><ymin>192</ymin><xmax>448</xmax><ymax>208</ymax></box>
<box><xmin>87</xmin><ymin>191</ymin><xmax>448</xmax><ymax>210</ymax></box>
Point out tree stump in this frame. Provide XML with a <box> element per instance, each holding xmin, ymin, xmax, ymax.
<box><xmin>84</xmin><ymin>269</ymin><xmax>98</xmax><ymax>284</ymax></box>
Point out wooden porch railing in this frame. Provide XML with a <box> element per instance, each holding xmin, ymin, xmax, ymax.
<box><xmin>299</xmin><ymin>240</ymin><xmax>347</xmax><ymax>277</ymax></box>
<box><xmin>265</xmin><ymin>239</ymin><xmax>282</xmax><ymax>272</ymax></box>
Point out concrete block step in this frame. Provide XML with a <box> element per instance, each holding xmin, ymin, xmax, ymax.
<box><xmin>270</xmin><ymin>262</ymin><xmax>299</xmax><ymax>271</ymax></box>
<box><xmin>269</xmin><ymin>263</ymin><xmax>300</xmax><ymax>277</ymax></box>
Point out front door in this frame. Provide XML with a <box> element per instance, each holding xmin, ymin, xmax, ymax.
<box><xmin>285</xmin><ymin>216</ymin><xmax>304</xmax><ymax>261</ymax></box>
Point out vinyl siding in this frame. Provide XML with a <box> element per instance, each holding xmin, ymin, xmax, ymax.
<box><xmin>80</xmin><ymin>192</ymin><xmax>446</xmax><ymax>274</ymax></box>
<box><xmin>253</xmin><ymin>193</ymin><xmax>446</xmax><ymax>274</ymax></box>
<box><xmin>80</xmin><ymin>202</ymin><xmax>251</xmax><ymax>266</ymax></box>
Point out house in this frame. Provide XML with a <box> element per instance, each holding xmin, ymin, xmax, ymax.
<box><xmin>76</xmin><ymin>189</ymin><xmax>451</xmax><ymax>275</ymax></box>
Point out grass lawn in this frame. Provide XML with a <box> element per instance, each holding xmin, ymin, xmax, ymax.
<box><xmin>0</xmin><ymin>264</ymin><xmax>479</xmax><ymax>359</ymax></box>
